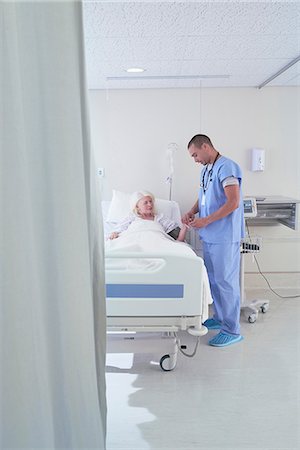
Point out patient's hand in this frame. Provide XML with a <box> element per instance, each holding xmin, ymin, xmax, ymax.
<box><xmin>109</xmin><ymin>232</ymin><xmax>119</xmax><ymax>240</ymax></box>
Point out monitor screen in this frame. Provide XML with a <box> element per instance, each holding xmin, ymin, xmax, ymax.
<box><xmin>244</xmin><ymin>199</ymin><xmax>253</xmax><ymax>214</ymax></box>
<box><xmin>243</xmin><ymin>198</ymin><xmax>257</xmax><ymax>218</ymax></box>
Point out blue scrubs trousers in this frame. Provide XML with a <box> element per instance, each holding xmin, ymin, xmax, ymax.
<box><xmin>202</xmin><ymin>241</ymin><xmax>241</xmax><ymax>335</ymax></box>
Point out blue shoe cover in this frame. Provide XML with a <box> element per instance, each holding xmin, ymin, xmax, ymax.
<box><xmin>209</xmin><ymin>331</ymin><xmax>244</xmax><ymax>347</ymax></box>
<box><xmin>203</xmin><ymin>318</ymin><xmax>221</xmax><ymax>330</ymax></box>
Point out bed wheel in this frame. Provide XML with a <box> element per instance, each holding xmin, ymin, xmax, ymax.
<box><xmin>248</xmin><ymin>313</ymin><xmax>257</xmax><ymax>323</ymax></box>
<box><xmin>260</xmin><ymin>303</ymin><xmax>269</xmax><ymax>313</ymax></box>
<box><xmin>159</xmin><ymin>354</ymin><xmax>177</xmax><ymax>371</ymax></box>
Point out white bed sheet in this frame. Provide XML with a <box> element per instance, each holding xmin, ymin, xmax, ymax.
<box><xmin>105</xmin><ymin>219</ymin><xmax>192</xmax><ymax>263</ymax></box>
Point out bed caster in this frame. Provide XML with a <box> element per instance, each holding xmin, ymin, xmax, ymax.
<box><xmin>260</xmin><ymin>303</ymin><xmax>269</xmax><ymax>313</ymax></box>
<box><xmin>159</xmin><ymin>354</ymin><xmax>177</xmax><ymax>371</ymax></box>
<box><xmin>248</xmin><ymin>312</ymin><xmax>257</xmax><ymax>323</ymax></box>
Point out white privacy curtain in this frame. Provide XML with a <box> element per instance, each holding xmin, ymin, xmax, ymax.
<box><xmin>1</xmin><ymin>1</ymin><xmax>106</xmax><ymax>448</ymax></box>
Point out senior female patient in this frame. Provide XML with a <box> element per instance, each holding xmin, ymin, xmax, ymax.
<box><xmin>108</xmin><ymin>191</ymin><xmax>188</xmax><ymax>241</ymax></box>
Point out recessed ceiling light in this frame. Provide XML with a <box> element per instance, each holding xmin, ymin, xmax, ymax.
<box><xmin>125</xmin><ymin>67</ymin><xmax>145</xmax><ymax>73</ymax></box>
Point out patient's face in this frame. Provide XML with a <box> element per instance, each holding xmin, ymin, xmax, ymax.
<box><xmin>137</xmin><ymin>196</ymin><xmax>154</xmax><ymax>216</ymax></box>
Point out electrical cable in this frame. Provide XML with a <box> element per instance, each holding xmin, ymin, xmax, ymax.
<box><xmin>245</xmin><ymin>222</ymin><xmax>300</xmax><ymax>299</ymax></box>
<box><xmin>174</xmin><ymin>333</ymin><xmax>200</xmax><ymax>358</ymax></box>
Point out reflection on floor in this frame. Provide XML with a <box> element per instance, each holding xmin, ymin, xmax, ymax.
<box><xmin>106</xmin><ymin>289</ymin><xmax>300</xmax><ymax>450</ymax></box>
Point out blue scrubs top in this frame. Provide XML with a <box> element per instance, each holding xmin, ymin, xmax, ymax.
<box><xmin>198</xmin><ymin>156</ymin><xmax>245</xmax><ymax>243</ymax></box>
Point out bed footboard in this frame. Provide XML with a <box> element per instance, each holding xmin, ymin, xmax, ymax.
<box><xmin>105</xmin><ymin>252</ymin><xmax>206</xmax><ymax>317</ymax></box>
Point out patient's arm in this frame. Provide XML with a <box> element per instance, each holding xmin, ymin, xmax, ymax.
<box><xmin>167</xmin><ymin>224</ymin><xmax>188</xmax><ymax>242</ymax></box>
<box><xmin>177</xmin><ymin>224</ymin><xmax>188</xmax><ymax>242</ymax></box>
<box><xmin>107</xmin><ymin>215</ymin><xmax>134</xmax><ymax>240</ymax></box>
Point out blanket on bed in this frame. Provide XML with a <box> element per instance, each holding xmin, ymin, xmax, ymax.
<box><xmin>105</xmin><ymin>219</ymin><xmax>192</xmax><ymax>256</ymax></box>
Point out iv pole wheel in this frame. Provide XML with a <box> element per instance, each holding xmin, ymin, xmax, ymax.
<box><xmin>159</xmin><ymin>354</ymin><xmax>177</xmax><ymax>371</ymax></box>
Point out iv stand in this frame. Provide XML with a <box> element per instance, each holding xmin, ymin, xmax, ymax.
<box><xmin>166</xmin><ymin>143</ymin><xmax>178</xmax><ymax>201</ymax></box>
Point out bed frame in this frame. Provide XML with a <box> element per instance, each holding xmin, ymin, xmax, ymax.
<box><xmin>106</xmin><ymin>251</ymin><xmax>209</xmax><ymax>371</ymax></box>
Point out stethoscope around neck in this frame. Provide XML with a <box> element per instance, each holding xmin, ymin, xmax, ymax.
<box><xmin>200</xmin><ymin>152</ymin><xmax>220</xmax><ymax>193</ymax></box>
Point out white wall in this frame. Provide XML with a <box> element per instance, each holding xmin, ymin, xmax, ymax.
<box><xmin>89</xmin><ymin>87</ymin><xmax>300</xmax><ymax>284</ymax></box>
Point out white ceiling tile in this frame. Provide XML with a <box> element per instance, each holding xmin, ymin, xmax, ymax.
<box><xmin>122</xmin><ymin>2</ymin><xmax>192</xmax><ymax>37</ymax></box>
<box><xmin>184</xmin><ymin>34</ymin><xmax>299</xmax><ymax>60</ymax></box>
<box><xmin>83</xmin><ymin>2</ymin><xmax>130</xmax><ymax>38</ymax></box>
<box><xmin>185</xmin><ymin>2</ymin><xmax>300</xmax><ymax>36</ymax></box>
<box><xmin>83</xmin><ymin>1</ymin><xmax>300</xmax><ymax>89</ymax></box>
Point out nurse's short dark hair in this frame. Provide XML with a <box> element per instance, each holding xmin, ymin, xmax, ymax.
<box><xmin>188</xmin><ymin>134</ymin><xmax>213</xmax><ymax>149</ymax></box>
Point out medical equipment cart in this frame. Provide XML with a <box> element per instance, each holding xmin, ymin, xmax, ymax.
<box><xmin>240</xmin><ymin>198</ymin><xmax>269</xmax><ymax>323</ymax></box>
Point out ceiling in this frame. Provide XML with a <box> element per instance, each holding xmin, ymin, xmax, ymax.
<box><xmin>83</xmin><ymin>1</ymin><xmax>300</xmax><ymax>90</ymax></box>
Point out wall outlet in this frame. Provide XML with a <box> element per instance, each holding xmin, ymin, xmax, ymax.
<box><xmin>97</xmin><ymin>167</ymin><xmax>105</xmax><ymax>177</ymax></box>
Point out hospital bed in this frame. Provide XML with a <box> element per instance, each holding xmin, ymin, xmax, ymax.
<box><xmin>102</xmin><ymin>192</ymin><xmax>212</xmax><ymax>371</ymax></box>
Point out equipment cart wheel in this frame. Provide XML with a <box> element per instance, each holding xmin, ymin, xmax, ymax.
<box><xmin>248</xmin><ymin>312</ymin><xmax>257</xmax><ymax>323</ymax></box>
<box><xmin>260</xmin><ymin>303</ymin><xmax>269</xmax><ymax>314</ymax></box>
<box><xmin>159</xmin><ymin>354</ymin><xmax>177</xmax><ymax>371</ymax></box>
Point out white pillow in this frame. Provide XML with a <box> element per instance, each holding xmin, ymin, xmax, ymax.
<box><xmin>106</xmin><ymin>190</ymin><xmax>131</xmax><ymax>223</ymax></box>
<box><xmin>156</xmin><ymin>198</ymin><xmax>177</xmax><ymax>218</ymax></box>
<box><xmin>106</xmin><ymin>189</ymin><xmax>177</xmax><ymax>223</ymax></box>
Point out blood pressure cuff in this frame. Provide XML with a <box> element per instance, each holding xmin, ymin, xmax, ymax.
<box><xmin>167</xmin><ymin>226</ymin><xmax>181</xmax><ymax>240</ymax></box>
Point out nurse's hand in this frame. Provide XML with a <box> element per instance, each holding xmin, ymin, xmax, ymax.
<box><xmin>189</xmin><ymin>217</ymin><xmax>210</xmax><ymax>228</ymax></box>
<box><xmin>182</xmin><ymin>212</ymin><xmax>194</xmax><ymax>224</ymax></box>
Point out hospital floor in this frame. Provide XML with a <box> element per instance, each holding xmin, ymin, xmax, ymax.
<box><xmin>105</xmin><ymin>288</ymin><xmax>300</xmax><ymax>450</ymax></box>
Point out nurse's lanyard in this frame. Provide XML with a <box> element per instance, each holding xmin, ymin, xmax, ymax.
<box><xmin>200</xmin><ymin>151</ymin><xmax>220</xmax><ymax>205</ymax></box>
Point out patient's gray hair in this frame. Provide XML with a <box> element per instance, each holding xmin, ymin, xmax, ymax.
<box><xmin>130</xmin><ymin>191</ymin><xmax>157</xmax><ymax>216</ymax></box>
